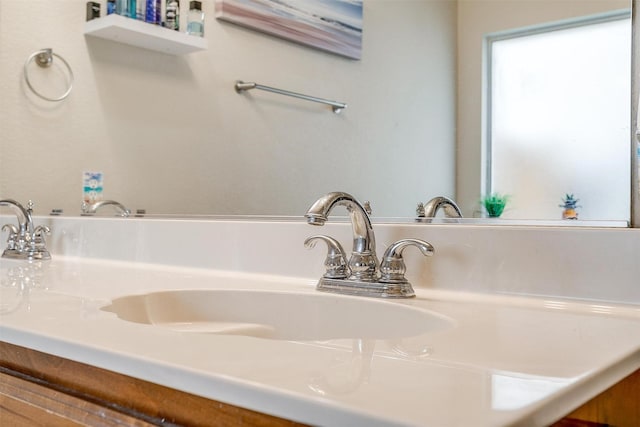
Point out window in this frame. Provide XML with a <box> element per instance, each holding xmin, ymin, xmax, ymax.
<box><xmin>485</xmin><ymin>12</ymin><xmax>631</xmax><ymax>221</ymax></box>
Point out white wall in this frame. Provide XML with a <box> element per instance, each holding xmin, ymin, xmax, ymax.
<box><xmin>0</xmin><ymin>0</ymin><xmax>456</xmax><ymax>217</ymax></box>
<box><xmin>456</xmin><ymin>0</ymin><xmax>630</xmax><ymax>217</ymax></box>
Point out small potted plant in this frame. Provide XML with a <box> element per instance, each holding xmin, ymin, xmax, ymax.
<box><xmin>560</xmin><ymin>194</ymin><xmax>580</xmax><ymax>220</ymax></box>
<box><xmin>481</xmin><ymin>193</ymin><xmax>509</xmax><ymax>218</ymax></box>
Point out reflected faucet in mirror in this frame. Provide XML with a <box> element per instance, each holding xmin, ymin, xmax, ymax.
<box><xmin>416</xmin><ymin>196</ymin><xmax>462</xmax><ymax>221</ymax></box>
<box><xmin>0</xmin><ymin>199</ymin><xmax>51</xmax><ymax>261</ymax></box>
<box><xmin>81</xmin><ymin>200</ymin><xmax>131</xmax><ymax>217</ymax></box>
<box><xmin>304</xmin><ymin>192</ymin><xmax>434</xmax><ymax>298</ymax></box>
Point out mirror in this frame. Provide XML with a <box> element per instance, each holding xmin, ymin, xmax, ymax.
<box><xmin>0</xmin><ymin>0</ymin><xmax>634</xmax><ymax>225</ymax></box>
<box><xmin>482</xmin><ymin>9</ymin><xmax>630</xmax><ymax>221</ymax></box>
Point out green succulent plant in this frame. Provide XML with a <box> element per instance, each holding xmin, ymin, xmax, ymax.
<box><xmin>481</xmin><ymin>193</ymin><xmax>509</xmax><ymax>218</ymax></box>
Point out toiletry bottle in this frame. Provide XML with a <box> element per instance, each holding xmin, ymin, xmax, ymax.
<box><xmin>145</xmin><ymin>0</ymin><xmax>159</xmax><ymax>24</ymax></box>
<box><xmin>107</xmin><ymin>0</ymin><xmax>116</xmax><ymax>14</ymax></box>
<box><xmin>86</xmin><ymin>1</ymin><xmax>100</xmax><ymax>21</ymax></box>
<box><xmin>115</xmin><ymin>0</ymin><xmax>127</xmax><ymax>16</ymax></box>
<box><xmin>166</xmin><ymin>0</ymin><xmax>179</xmax><ymax>30</ymax></box>
<box><xmin>155</xmin><ymin>0</ymin><xmax>162</xmax><ymax>25</ymax></box>
<box><xmin>187</xmin><ymin>1</ymin><xmax>204</xmax><ymax>36</ymax></box>
<box><xmin>127</xmin><ymin>0</ymin><xmax>136</xmax><ymax>17</ymax></box>
<box><xmin>145</xmin><ymin>0</ymin><xmax>155</xmax><ymax>23</ymax></box>
<box><xmin>136</xmin><ymin>0</ymin><xmax>146</xmax><ymax>19</ymax></box>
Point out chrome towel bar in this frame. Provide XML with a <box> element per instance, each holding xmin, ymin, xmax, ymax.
<box><xmin>234</xmin><ymin>80</ymin><xmax>347</xmax><ymax>114</ymax></box>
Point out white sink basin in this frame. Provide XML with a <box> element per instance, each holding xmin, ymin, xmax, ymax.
<box><xmin>103</xmin><ymin>289</ymin><xmax>452</xmax><ymax>340</ymax></box>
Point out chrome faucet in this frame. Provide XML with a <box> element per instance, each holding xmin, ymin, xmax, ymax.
<box><xmin>82</xmin><ymin>200</ymin><xmax>130</xmax><ymax>217</ymax></box>
<box><xmin>305</xmin><ymin>192</ymin><xmax>378</xmax><ymax>281</ymax></box>
<box><xmin>0</xmin><ymin>199</ymin><xmax>51</xmax><ymax>261</ymax></box>
<box><xmin>0</xmin><ymin>199</ymin><xmax>32</xmax><ymax>237</ymax></box>
<box><xmin>417</xmin><ymin>196</ymin><xmax>462</xmax><ymax>221</ymax></box>
<box><xmin>305</xmin><ymin>192</ymin><xmax>434</xmax><ymax>298</ymax></box>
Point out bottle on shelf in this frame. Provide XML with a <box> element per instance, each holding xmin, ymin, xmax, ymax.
<box><xmin>145</xmin><ymin>0</ymin><xmax>161</xmax><ymax>24</ymax></box>
<box><xmin>115</xmin><ymin>0</ymin><xmax>126</xmax><ymax>15</ymax></box>
<box><xmin>186</xmin><ymin>1</ymin><xmax>204</xmax><ymax>37</ymax></box>
<box><xmin>136</xmin><ymin>0</ymin><xmax>146</xmax><ymax>20</ymax></box>
<box><xmin>86</xmin><ymin>1</ymin><xmax>100</xmax><ymax>21</ymax></box>
<box><xmin>115</xmin><ymin>0</ymin><xmax>136</xmax><ymax>18</ymax></box>
<box><xmin>165</xmin><ymin>0</ymin><xmax>180</xmax><ymax>31</ymax></box>
<box><xmin>155</xmin><ymin>0</ymin><xmax>162</xmax><ymax>24</ymax></box>
<box><xmin>127</xmin><ymin>0</ymin><xmax>136</xmax><ymax>18</ymax></box>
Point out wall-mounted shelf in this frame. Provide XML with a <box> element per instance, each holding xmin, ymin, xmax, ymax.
<box><xmin>84</xmin><ymin>14</ymin><xmax>207</xmax><ymax>55</ymax></box>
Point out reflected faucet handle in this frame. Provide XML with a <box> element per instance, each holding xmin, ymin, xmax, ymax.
<box><xmin>30</xmin><ymin>225</ymin><xmax>51</xmax><ymax>259</ymax></box>
<box><xmin>304</xmin><ymin>235</ymin><xmax>350</xmax><ymax>279</ymax></box>
<box><xmin>363</xmin><ymin>201</ymin><xmax>372</xmax><ymax>215</ymax></box>
<box><xmin>33</xmin><ymin>225</ymin><xmax>50</xmax><ymax>244</ymax></box>
<box><xmin>380</xmin><ymin>238</ymin><xmax>434</xmax><ymax>285</ymax></box>
<box><xmin>2</xmin><ymin>224</ymin><xmax>19</xmax><ymax>250</ymax></box>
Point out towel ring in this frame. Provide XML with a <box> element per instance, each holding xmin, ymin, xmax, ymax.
<box><xmin>23</xmin><ymin>48</ymin><xmax>74</xmax><ymax>102</ymax></box>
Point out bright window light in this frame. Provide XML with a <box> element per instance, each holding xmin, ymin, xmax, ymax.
<box><xmin>487</xmin><ymin>14</ymin><xmax>631</xmax><ymax>221</ymax></box>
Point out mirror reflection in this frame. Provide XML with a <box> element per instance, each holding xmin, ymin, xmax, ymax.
<box><xmin>0</xmin><ymin>0</ymin><xmax>632</xmax><ymax>225</ymax></box>
<box><xmin>486</xmin><ymin>11</ymin><xmax>630</xmax><ymax>221</ymax></box>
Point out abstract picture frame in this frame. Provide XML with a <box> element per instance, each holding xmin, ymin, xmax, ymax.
<box><xmin>215</xmin><ymin>0</ymin><xmax>363</xmax><ymax>60</ymax></box>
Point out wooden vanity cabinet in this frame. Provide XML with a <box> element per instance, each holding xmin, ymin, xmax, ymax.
<box><xmin>552</xmin><ymin>368</ymin><xmax>640</xmax><ymax>427</ymax></box>
<box><xmin>0</xmin><ymin>341</ymin><xmax>305</xmax><ymax>427</ymax></box>
<box><xmin>0</xmin><ymin>341</ymin><xmax>638</xmax><ymax>426</ymax></box>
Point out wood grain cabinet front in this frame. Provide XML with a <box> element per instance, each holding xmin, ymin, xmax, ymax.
<box><xmin>552</xmin><ymin>368</ymin><xmax>640</xmax><ymax>427</ymax></box>
<box><xmin>0</xmin><ymin>341</ymin><xmax>305</xmax><ymax>427</ymax></box>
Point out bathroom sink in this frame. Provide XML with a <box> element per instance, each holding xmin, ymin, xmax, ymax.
<box><xmin>103</xmin><ymin>289</ymin><xmax>452</xmax><ymax>340</ymax></box>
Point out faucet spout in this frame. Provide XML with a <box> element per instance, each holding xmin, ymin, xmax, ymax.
<box><xmin>421</xmin><ymin>196</ymin><xmax>462</xmax><ymax>219</ymax></box>
<box><xmin>305</xmin><ymin>192</ymin><xmax>378</xmax><ymax>281</ymax></box>
<box><xmin>82</xmin><ymin>200</ymin><xmax>130</xmax><ymax>217</ymax></box>
<box><xmin>0</xmin><ymin>199</ymin><xmax>50</xmax><ymax>261</ymax></box>
<box><xmin>0</xmin><ymin>199</ymin><xmax>33</xmax><ymax>236</ymax></box>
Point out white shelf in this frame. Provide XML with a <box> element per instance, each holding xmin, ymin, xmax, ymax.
<box><xmin>84</xmin><ymin>14</ymin><xmax>207</xmax><ymax>55</ymax></box>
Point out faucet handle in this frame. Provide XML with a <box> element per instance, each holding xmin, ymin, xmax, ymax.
<box><xmin>2</xmin><ymin>224</ymin><xmax>18</xmax><ymax>235</ymax></box>
<box><xmin>380</xmin><ymin>239</ymin><xmax>434</xmax><ymax>284</ymax></box>
<box><xmin>31</xmin><ymin>225</ymin><xmax>51</xmax><ymax>259</ymax></box>
<box><xmin>304</xmin><ymin>235</ymin><xmax>350</xmax><ymax>279</ymax></box>
<box><xmin>363</xmin><ymin>201</ymin><xmax>372</xmax><ymax>215</ymax></box>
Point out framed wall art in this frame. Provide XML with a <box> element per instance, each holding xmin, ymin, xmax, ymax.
<box><xmin>215</xmin><ymin>0</ymin><xmax>363</xmax><ymax>59</ymax></box>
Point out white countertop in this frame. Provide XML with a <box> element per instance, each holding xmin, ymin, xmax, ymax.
<box><xmin>1</xmin><ymin>255</ymin><xmax>639</xmax><ymax>427</ymax></box>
